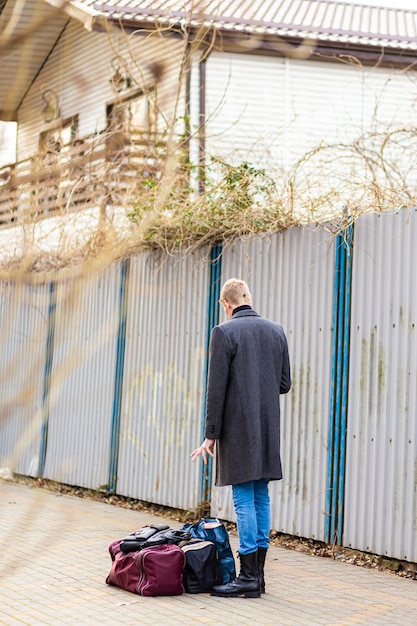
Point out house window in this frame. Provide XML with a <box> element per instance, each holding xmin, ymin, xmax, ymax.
<box><xmin>39</xmin><ymin>116</ymin><xmax>78</xmax><ymax>156</ymax></box>
<box><xmin>106</xmin><ymin>91</ymin><xmax>156</xmax><ymax>157</ymax></box>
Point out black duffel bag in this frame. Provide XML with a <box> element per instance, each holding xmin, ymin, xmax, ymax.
<box><xmin>181</xmin><ymin>539</ymin><xmax>223</xmax><ymax>593</ymax></box>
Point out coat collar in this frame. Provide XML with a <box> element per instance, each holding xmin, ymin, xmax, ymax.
<box><xmin>231</xmin><ymin>307</ymin><xmax>260</xmax><ymax>319</ymax></box>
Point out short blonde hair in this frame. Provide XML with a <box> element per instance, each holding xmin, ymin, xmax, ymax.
<box><xmin>220</xmin><ymin>278</ymin><xmax>252</xmax><ymax>306</ymax></box>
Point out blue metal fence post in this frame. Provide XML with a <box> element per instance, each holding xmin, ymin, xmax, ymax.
<box><xmin>108</xmin><ymin>258</ymin><xmax>130</xmax><ymax>493</ymax></box>
<box><xmin>331</xmin><ymin>233</ymin><xmax>347</xmax><ymax>540</ymax></box>
<box><xmin>199</xmin><ymin>244</ymin><xmax>222</xmax><ymax>509</ymax></box>
<box><xmin>337</xmin><ymin>221</ymin><xmax>353</xmax><ymax>541</ymax></box>
<box><xmin>326</xmin><ymin>237</ymin><xmax>341</xmax><ymax>541</ymax></box>
<box><xmin>326</xmin><ymin>219</ymin><xmax>354</xmax><ymax>544</ymax></box>
<box><xmin>38</xmin><ymin>281</ymin><xmax>57</xmax><ymax>477</ymax></box>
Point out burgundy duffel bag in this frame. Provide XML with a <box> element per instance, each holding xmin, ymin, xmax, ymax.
<box><xmin>106</xmin><ymin>544</ymin><xmax>185</xmax><ymax>596</ymax></box>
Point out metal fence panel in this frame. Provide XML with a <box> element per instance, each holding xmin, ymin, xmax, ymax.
<box><xmin>42</xmin><ymin>264</ymin><xmax>121</xmax><ymax>488</ymax></box>
<box><xmin>211</xmin><ymin>227</ymin><xmax>334</xmax><ymax>541</ymax></box>
<box><xmin>0</xmin><ymin>281</ymin><xmax>50</xmax><ymax>475</ymax></box>
<box><xmin>116</xmin><ymin>250</ymin><xmax>209</xmax><ymax>511</ymax></box>
<box><xmin>344</xmin><ymin>208</ymin><xmax>417</xmax><ymax>562</ymax></box>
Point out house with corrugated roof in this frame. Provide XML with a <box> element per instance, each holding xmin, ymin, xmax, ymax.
<box><xmin>1</xmin><ymin>0</ymin><xmax>417</xmax><ymax>264</ymax></box>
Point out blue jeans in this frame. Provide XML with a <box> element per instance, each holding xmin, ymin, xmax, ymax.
<box><xmin>232</xmin><ymin>479</ymin><xmax>271</xmax><ymax>555</ymax></box>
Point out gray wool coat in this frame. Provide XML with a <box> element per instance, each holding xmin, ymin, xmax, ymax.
<box><xmin>205</xmin><ymin>307</ymin><xmax>291</xmax><ymax>487</ymax></box>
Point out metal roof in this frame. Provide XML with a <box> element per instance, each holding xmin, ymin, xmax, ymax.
<box><xmin>86</xmin><ymin>0</ymin><xmax>417</xmax><ymax>50</ymax></box>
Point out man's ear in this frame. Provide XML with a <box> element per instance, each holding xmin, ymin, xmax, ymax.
<box><xmin>222</xmin><ymin>300</ymin><xmax>234</xmax><ymax>318</ymax></box>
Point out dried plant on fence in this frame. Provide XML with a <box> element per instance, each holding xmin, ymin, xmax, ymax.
<box><xmin>4</xmin><ymin>119</ymin><xmax>417</xmax><ymax>274</ymax></box>
<box><xmin>127</xmin><ymin>157</ymin><xmax>296</xmax><ymax>255</ymax></box>
<box><xmin>287</xmin><ymin>126</ymin><xmax>417</xmax><ymax>221</ymax></box>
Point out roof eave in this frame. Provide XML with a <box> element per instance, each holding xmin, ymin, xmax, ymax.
<box><xmin>44</xmin><ymin>0</ymin><xmax>108</xmax><ymax>31</ymax></box>
<box><xmin>101</xmin><ymin>15</ymin><xmax>417</xmax><ymax>66</ymax></box>
<box><xmin>91</xmin><ymin>3</ymin><xmax>417</xmax><ymax>55</ymax></box>
<box><xmin>94</xmin><ymin>13</ymin><xmax>417</xmax><ymax>61</ymax></box>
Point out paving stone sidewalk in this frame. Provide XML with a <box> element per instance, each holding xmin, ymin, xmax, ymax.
<box><xmin>1</xmin><ymin>481</ymin><xmax>416</xmax><ymax>626</ymax></box>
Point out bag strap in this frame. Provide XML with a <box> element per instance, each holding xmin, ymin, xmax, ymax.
<box><xmin>139</xmin><ymin>528</ymin><xmax>192</xmax><ymax>549</ymax></box>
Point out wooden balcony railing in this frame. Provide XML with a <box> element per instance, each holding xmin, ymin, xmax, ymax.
<box><xmin>0</xmin><ymin>131</ymin><xmax>168</xmax><ymax>227</ymax></box>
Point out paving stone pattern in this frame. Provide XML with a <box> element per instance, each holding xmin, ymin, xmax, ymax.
<box><xmin>1</xmin><ymin>482</ymin><xmax>416</xmax><ymax>626</ymax></box>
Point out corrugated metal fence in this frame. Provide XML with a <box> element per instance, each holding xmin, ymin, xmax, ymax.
<box><xmin>344</xmin><ymin>209</ymin><xmax>417</xmax><ymax>562</ymax></box>
<box><xmin>0</xmin><ymin>209</ymin><xmax>416</xmax><ymax>562</ymax></box>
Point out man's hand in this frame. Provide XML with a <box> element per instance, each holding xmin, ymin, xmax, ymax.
<box><xmin>190</xmin><ymin>438</ymin><xmax>215</xmax><ymax>464</ymax></box>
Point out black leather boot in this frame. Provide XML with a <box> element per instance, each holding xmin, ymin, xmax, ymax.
<box><xmin>210</xmin><ymin>551</ymin><xmax>260</xmax><ymax>598</ymax></box>
<box><xmin>257</xmin><ymin>547</ymin><xmax>267</xmax><ymax>593</ymax></box>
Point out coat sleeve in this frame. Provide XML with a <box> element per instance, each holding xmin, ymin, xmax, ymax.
<box><xmin>280</xmin><ymin>332</ymin><xmax>292</xmax><ymax>394</ymax></box>
<box><xmin>204</xmin><ymin>325</ymin><xmax>231</xmax><ymax>440</ymax></box>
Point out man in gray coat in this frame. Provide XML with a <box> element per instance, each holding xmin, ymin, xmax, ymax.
<box><xmin>191</xmin><ymin>278</ymin><xmax>291</xmax><ymax>598</ymax></box>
